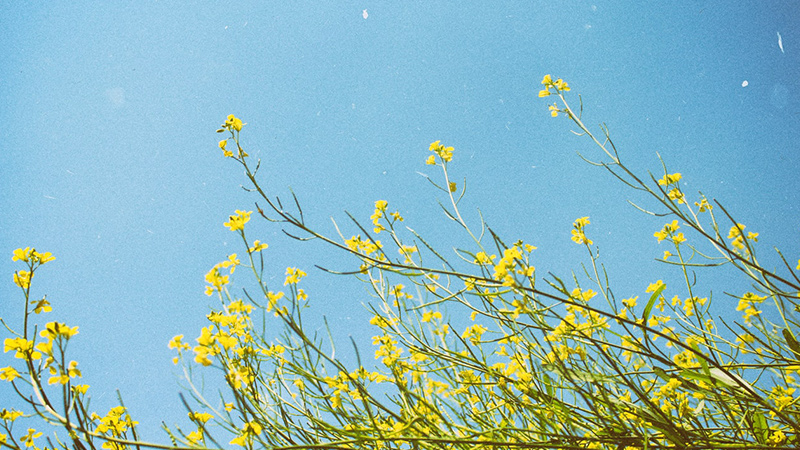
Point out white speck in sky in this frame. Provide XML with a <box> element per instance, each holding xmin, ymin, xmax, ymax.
<box><xmin>105</xmin><ymin>87</ymin><xmax>126</xmax><ymax>107</ymax></box>
<box><xmin>777</xmin><ymin>32</ymin><xmax>784</xmax><ymax>53</ymax></box>
<box><xmin>362</xmin><ymin>9</ymin><xmax>368</xmax><ymax>19</ymax></box>
<box><xmin>742</xmin><ymin>80</ymin><xmax>748</xmax><ymax>87</ymax></box>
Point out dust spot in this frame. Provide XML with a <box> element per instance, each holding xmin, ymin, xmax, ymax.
<box><xmin>105</xmin><ymin>87</ymin><xmax>126</xmax><ymax>107</ymax></box>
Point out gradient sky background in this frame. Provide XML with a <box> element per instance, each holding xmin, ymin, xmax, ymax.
<box><xmin>2</xmin><ymin>0</ymin><xmax>799</xmax><ymax>440</ymax></box>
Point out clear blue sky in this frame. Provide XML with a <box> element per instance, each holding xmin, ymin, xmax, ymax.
<box><xmin>2</xmin><ymin>1</ymin><xmax>799</xmax><ymax>439</ymax></box>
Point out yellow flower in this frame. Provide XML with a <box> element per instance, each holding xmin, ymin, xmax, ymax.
<box><xmin>646</xmin><ymin>280</ymin><xmax>665</xmax><ymax>293</ymax></box>
<box><xmin>667</xmin><ymin>187</ymin><xmax>685</xmax><ymax>204</ymax></box>
<box><xmin>622</xmin><ymin>296</ymin><xmax>638</xmax><ymax>308</ymax></box>
<box><xmin>21</xmin><ymin>428</ymin><xmax>42</xmax><ymax>447</ymax></box>
<box><xmin>40</xmin><ymin>322</ymin><xmax>79</xmax><ymax>341</ymax></box>
<box><xmin>768</xmin><ymin>429</ymin><xmax>786</xmax><ymax>445</ymax></box>
<box><xmin>186</xmin><ymin>430</ymin><xmax>204</xmax><ymax>445</ymax></box>
<box><xmin>267</xmin><ymin>291</ymin><xmax>284</xmax><ymax>312</ymax></box>
<box><xmin>448</xmin><ymin>181</ymin><xmax>457</xmax><ymax>193</ymax></box>
<box><xmin>428</xmin><ymin>140</ymin><xmax>453</xmax><ymax>162</ymax></box>
<box><xmin>462</xmin><ymin>324</ymin><xmax>488</xmax><ymax>345</ymax></box>
<box><xmin>220</xmin><ymin>253</ymin><xmax>240</xmax><ymax>274</ymax></box>
<box><xmin>13</xmin><ymin>270</ymin><xmax>32</xmax><ymax>289</ymax></box>
<box><xmin>35</xmin><ymin>250</ymin><xmax>55</xmax><ymax>264</ymax></box>
<box><xmin>0</xmin><ymin>409</ymin><xmax>23</xmax><ymax>421</ymax></box>
<box><xmin>248</xmin><ymin>240</ymin><xmax>269</xmax><ymax>253</ymax></box>
<box><xmin>189</xmin><ymin>412</ymin><xmax>213</xmax><ymax>424</ymax></box>
<box><xmin>224</xmin><ymin>210</ymin><xmax>252</xmax><ymax>231</ymax></box>
<box><xmin>541</xmin><ymin>74</ymin><xmax>553</xmax><ymax>85</ymax></box>
<box><xmin>205</xmin><ymin>266</ymin><xmax>229</xmax><ymax>293</ymax></box>
<box><xmin>658</xmin><ymin>173</ymin><xmax>682</xmax><ymax>186</ymax></box>
<box><xmin>32</xmin><ymin>298</ymin><xmax>51</xmax><ymax>314</ymax></box>
<box><xmin>549</xmin><ymin>103</ymin><xmax>559</xmax><ymax>117</ymax></box>
<box><xmin>421</xmin><ymin>311</ymin><xmax>442</xmax><ymax>323</ymax></box>
<box><xmin>4</xmin><ymin>337</ymin><xmax>41</xmax><ymax>360</ymax></box>
<box><xmin>425</xmin><ymin>154</ymin><xmax>436</xmax><ymax>165</ymax></box>
<box><xmin>0</xmin><ymin>366</ymin><xmax>20</xmax><ymax>382</ymax></box>
<box><xmin>48</xmin><ymin>360</ymin><xmax>81</xmax><ymax>385</ymax></box>
<box><xmin>571</xmin><ymin>217</ymin><xmax>593</xmax><ymax>245</ymax></box>
<box><xmin>12</xmin><ymin>247</ymin><xmax>33</xmax><ymax>262</ymax></box>
<box><xmin>218</xmin><ymin>139</ymin><xmax>232</xmax><ymax>157</ymax></box>
<box><xmin>168</xmin><ymin>335</ymin><xmax>191</xmax><ymax>351</ymax></box>
<box><xmin>224</xmin><ymin>114</ymin><xmax>244</xmax><ymax>132</ymax></box>
<box><xmin>654</xmin><ymin>220</ymin><xmax>679</xmax><ymax>242</ymax></box>
<box><xmin>284</xmin><ymin>267</ymin><xmax>307</xmax><ymax>285</ymax></box>
<box><xmin>694</xmin><ymin>198</ymin><xmax>713</xmax><ymax>212</ymax></box>
<box><xmin>72</xmin><ymin>384</ymin><xmax>90</xmax><ymax>395</ymax></box>
<box><xmin>736</xmin><ymin>292</ymin><xmax>766</xmax><ymax>325</ymax></box>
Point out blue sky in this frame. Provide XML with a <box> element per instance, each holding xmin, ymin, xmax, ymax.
<box><xmin>2</xmin><ymin>1</ymin><xmax>799</xmax><ymax>439</ymax></box>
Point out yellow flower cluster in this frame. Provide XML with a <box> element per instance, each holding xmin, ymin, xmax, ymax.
<box><xmin>91</xmin><ymin>406</ymin><xmax>138</xmax><ymax>449</ymax></box>
<box><xmin>204</xmin><ymin>264</ymin><xmax>230</xmax><ymax>296</ymax></box>
<box><xmin>11</xmin><ymin>247</ymin><xmax>55</xmax><ymax>289</ymax></box>
<box><xmin>3</xmin><ymin>337</ymin><xmax>39</xmax><ymax>360</ymax></box>
<box><xmin>654</xmin><ymin>220</ymin><xmax>686</xmax><ymax>245</ymax></box>
<box><xmin>658</xmin><ymin>173</ymin><xmax>682</xmax><ymax>186</ymax></box>
<box><xmin>538</xmin><ymin>74</ymin><xmax>570</xmax><ymax>97</ymax></box>
<box><xmin>224</xmin><ymin>209</ymin><xmax>252</xmax><ymax>231</ymax></box>
<box><xmin>538</xmin><ymin>75</ymin><xmax>570</xmax><ymax>117</ymax></box>
<box><xmin>736</xmin><ymin>292</ymin><xmax>766</xmax><ymax>325</ymax></box>
<box><xmin>472</xmin><ymin>244</ymin><xmax>535</xmax><ymax>288</ymax></box>
<box><xmin>728</xmin><ymin>223</ymin><xmax>758</xmax><ymax>254</ymax></box>
<box><xmin>13</xmin><ymin>270</ymin><xmax>32</xmax><ymax>289</ymax></box>
<box><xmin>284</xmin><ymin>267</ymin><xmax>307</xmax><ymax>285</ymax></box>
<box><xmin>428</xmin><ymin>140</ymin><xmax>454</xmax><ymax>164</ymax></box>
<box><xmin>217</xmin><ymin>115</ymin><xmax>248</xmax><ymax>158</ymax></box>
<box><xmin>248</xmin><ymin>240</ymin><xmax>268</xmax><ymax>253</ymax></box>
<box><xmin>345</xmin><ymin>235</ymin><xmax>383</xmax><ymax>257</ymax></box>
<box><xmin>373</xmin><ymin>334</ymin><xmax>403</xmax><ymax>366</ymax></box>
<box><xmin>462</xmin><ymin>324</ymin><xmax>488</xmax><ymax>345</ymax></box>
<box><xmin>658</xmin><ymin>172</ymin><xmax>685</xmax><ymax>204</ymax></box>
<box><xmin>12</xmin><ymin>247</ymin><xmax>55</xmax><ymax>264</ymax></box>
<box><xmin>371</xmin><ymin>200</ymin><xmax>388</xmax><ymax>233</ymax></box>
<box><xmin>230</xmin><ymin>421</ymin><xmax>262</xmax><ymax>447</ymax></box>
<box><xmin>187</xmin><ymin>298</ymin><xmax>256</xmax><ymax>368</ymax></box>
<box><xmin>571</xmin><ymin>216</ymin><xmax>593</xmax><ymax>245</ymax></box>
<box><xmin>222</xmin><ymin>114</ymin><xmax>244</xmax><ymax>132</ymax></box>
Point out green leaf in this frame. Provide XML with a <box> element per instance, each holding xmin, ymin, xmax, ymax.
<box><xmin>690</xmin><ymin>340</ymin><xmax>710</xmax><ymax>377</ymax></box>
<box><xmin>679</xmin><ymin>369</ymin><xmax>714</xmax><ymax>386</ymax></box>
<box><xmin>564</xmin><ymin>369</ymin><xmax>612</xmax><ymax>384</ymax></box>
<box><xmin>783</xmin><ymin>329</ymin><xmax>800</xmax><ymax>359</ymax></box>
<box><xmin>752</xmin><ymin>411</ymin><xmax>768</xmax><ymax>444</ymax></box>
<box><xmin>543</xmin><ymin>373</ymin><xmax>555</xmax><ymax>398</ymax></box>
<box><xmin>653</xmin><ymin>367</ymin><xmax>670</xmax><ymax>382</ymax></box>
<box><xmin>642</xmin><ymin>283</ymin><xmax>666</xmax><ymax>324</ymax></box>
